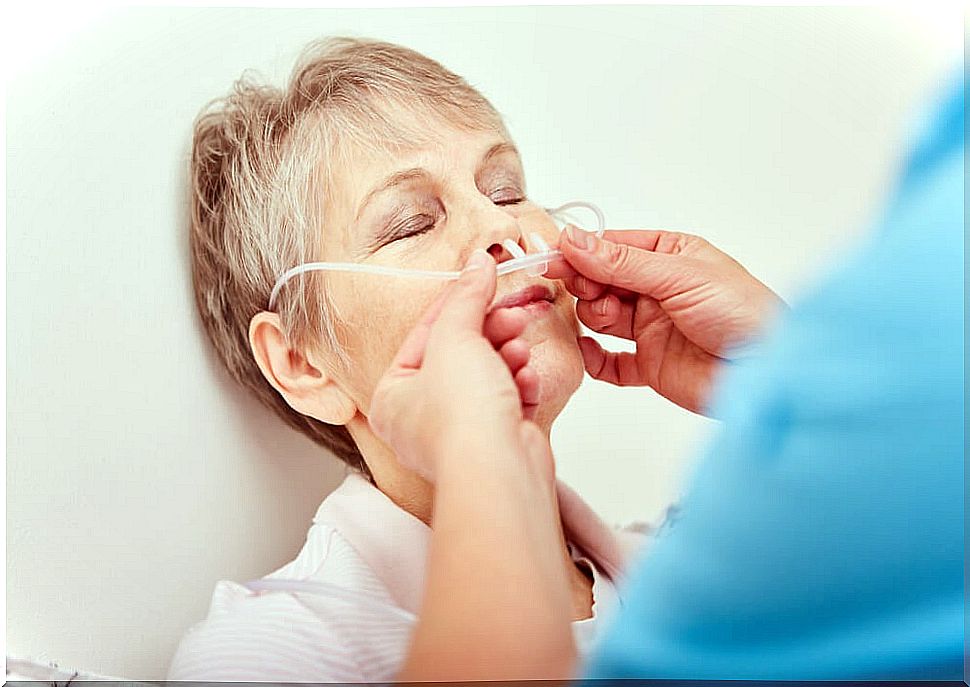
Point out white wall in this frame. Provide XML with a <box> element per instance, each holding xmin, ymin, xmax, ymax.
<box><xmin>6</xmin><ymin>5</ymin><xmax>960</xmax><ymax>679</ymax></box>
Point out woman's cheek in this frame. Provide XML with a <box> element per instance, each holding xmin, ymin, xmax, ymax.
<box><xmin>365</xmin><ymin>285</ymin><xmax>440</xmax><ymax>378</ymax></box>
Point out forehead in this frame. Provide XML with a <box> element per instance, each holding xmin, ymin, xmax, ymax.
<box><xmin>325</xmin><ymin>120</ymin><xmax>517</xmax><ymax>217</ymax></box>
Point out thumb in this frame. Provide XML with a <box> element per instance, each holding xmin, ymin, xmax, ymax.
<box><xmin>558</xmin><ymin>226</ymin><xmax>693</xmax><ymax>301</ymax></box>
<box><xmin>431</xmin><ymin>248</ymin><xmax>497</xmax><ymax>338</ymax></box>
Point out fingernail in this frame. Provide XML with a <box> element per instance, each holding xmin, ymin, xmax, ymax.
<box><xmin>596</xmin><ymin>297</ymin><xmax>610</xmax><ymax>316</ymax></box>
<box><xmin>566</xmin><ymin>224</ymin><xmax>591</xmax><ymax>250</ymax></box>
<box><xmin>461</xmin><ymin>248</ymin><xmax>490</xmax><ymax>279</ymax></box>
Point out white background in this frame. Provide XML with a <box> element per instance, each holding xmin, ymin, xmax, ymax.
<box><xmin>6</xmin><ymin>4</ymin><xmax>961</xmax><ymax>679</ymax></box>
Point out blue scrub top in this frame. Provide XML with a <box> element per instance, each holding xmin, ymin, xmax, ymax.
<box><xmin>583</xmin><ymin>72</ymin><xmax>965</xmax><ymax>681</ymax></box>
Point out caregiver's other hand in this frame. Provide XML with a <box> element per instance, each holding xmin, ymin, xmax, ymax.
<box><xmin>369</xmin><ymin>249</ymin><xmax>546</xmax><ymax>482</ymax></box>
<box><xmin>546</xmin><ymin>227</ymin><xmax>785</xmax><ymax>415</ymax></box>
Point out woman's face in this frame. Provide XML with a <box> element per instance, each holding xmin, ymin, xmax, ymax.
<box><xmin>320</xmin><ymin>117</ymin><xmax>584</xmax><ymax>430</ymax></box>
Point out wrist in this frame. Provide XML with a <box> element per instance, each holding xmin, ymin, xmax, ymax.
<box><xmin>431</xmin><ymin>417</ymin><xmax>520</xmax><ymax>464</ymax></box>
<box><xmin>432</xmin><ymin>418</ymin><xmax>563</xmax><ymax>514</ymax></box>
<box><xmin>431</xmin><ymin>425</ymin><xmax>561</xmax><ymax>537</ymax></box>
<box><xmin>437</xmin><ymin>430</ymin><xmax>520</xmax><ymax>472</ymax></box>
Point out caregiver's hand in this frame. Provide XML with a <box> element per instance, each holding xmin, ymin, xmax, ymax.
<box><xmin>369</xmin><ymin>248</ymin><xmax>549</xmax><ymax>482</ymax></box>
<box><xmin>546</xmin><ymin>226</ymin><xmax>785</xmax><ymax>415</ymax></box>
<box><xmin>373</xmin><ymin>248</ymin><xmax>575</xmax><ymax>682</ymax></box>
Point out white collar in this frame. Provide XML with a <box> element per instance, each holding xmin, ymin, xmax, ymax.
<box><xmin>311</xmin><ymin>472</ymin><xmax>631</xmax><ymax>616</ymax></box>
<box><xmin>312</xmin><ymin>472</ymin><xmax>430</xmax><ymax>615</ymax></box>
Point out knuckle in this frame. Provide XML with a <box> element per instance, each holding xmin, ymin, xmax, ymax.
<box><xmin>580</xmin><ymin>302</ymin><xmax>611</xmax><ymax>328</ymax></box>
<box><xmin>578</xmin><ymin>310</ymin><xmax>605</xmax><ymax>331</ymax></box>
<box><xmin>657</xmin><ymin>231</ymin><xmax>696</xmax><ymax>254</ymax></box>
<box><xmin>673</xmin><ymin>233</ymin><xmax>694</xmax><ymax>253</ymax></box>
<box><xmin>590</xmin><ymin>354</ymin><xmax>609</xmax><ymax>380</ymax></box>
<box><xmin>688</xmin><ymin>234</ymin><xmax>715</xmax><ymax>255</ymax></box>
<box><xmin>604</xmin><ymin>239</ymin><xmax>627</xmax><ymax>266</ymax></box>
<box><xmin>605</xmin><ymin>241</ymin><xmax>639</xmax><ymax>278</ymax></box>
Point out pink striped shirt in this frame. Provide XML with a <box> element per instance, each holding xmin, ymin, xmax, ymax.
<box><xmin>168</xmin><ymin>473</ymin><xmax>645</xmax><ymax>682</ymax></box>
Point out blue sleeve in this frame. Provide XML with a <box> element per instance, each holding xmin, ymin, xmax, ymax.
<box><xmin>584</xmin><ymin>71</ymin><xmax>965</xmax><ymax>681</ymax></box>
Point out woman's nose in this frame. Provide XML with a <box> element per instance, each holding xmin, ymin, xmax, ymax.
<box><xmin>462</xmin><ymin>192</ymin><xmax>529</xmax><ymax>261</ymax></box>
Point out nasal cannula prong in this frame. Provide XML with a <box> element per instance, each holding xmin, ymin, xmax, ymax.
<box><xmin>525</xmin><ymin>233</ymin><xmax>550</xmax><ymax>276</ymax></box>
<box><xmin>502</xmin><ymin>238</ymin><xmax>526</xmax><ymax>260</ymax></box>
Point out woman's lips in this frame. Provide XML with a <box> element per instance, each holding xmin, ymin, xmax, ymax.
<box><xmin>489</xmin><ymin>284</ymin><xmax>555</xmax><ymax>315</ymax></box>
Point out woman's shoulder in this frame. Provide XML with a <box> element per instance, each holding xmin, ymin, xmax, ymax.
<box><xmin>166</xmin><ymin>577</ymin><xmax>366</xmax><ymax>682</ymax></box>
<box><xmin>266</xmin><ymin>518</ymin><xmax>382</xmax><ymax>584</ymax></box>
<box><xmin>167</xmin><ymin>522</ymin><xmax>396</xmax><ymax>682</ymax></box>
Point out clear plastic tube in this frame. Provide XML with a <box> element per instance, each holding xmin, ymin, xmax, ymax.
<box><xmin>267</xmin><ymin>200</ymin><xmax>605</xmax><ymax>310</ymax></box>
<box><xmin>496</xmin><ymin>249</ymin><xmax>562</xmax><ymax>276</ymax></box>
<box><xmin>545</xmin><ymin>201</ymin><xmax>606</xmax><ymax>238</ymax></box>
<box><xmin>267</xmin><ymin>250</ymin><xmax>567</xmax><ymax>308</ymax></box>
<box><xmin>268</xmin><ymin>261</ymin><xmax>460</xmax><ymax>308</ymax></box>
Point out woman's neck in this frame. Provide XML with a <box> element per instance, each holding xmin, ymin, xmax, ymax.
<box><xmin>348</xmin><ymin>414</ymin><xmax>595</xmax><ymax>621</ymax></box>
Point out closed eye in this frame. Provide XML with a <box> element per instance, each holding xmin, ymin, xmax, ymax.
<box><xmin>490</xmin><ymin>189</ymin><xmax>526</xmax><ymax>206</ymax></box>
<box><xmin>389</xmin><ymin>213</ymin><xmax>437</xmax><ymax>242</ymax></box>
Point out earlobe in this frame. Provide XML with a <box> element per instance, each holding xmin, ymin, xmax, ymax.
<box><xmin>249</xmin><ymin>312</ymin><xmax>358</xmax><ymax>425</ymax></box>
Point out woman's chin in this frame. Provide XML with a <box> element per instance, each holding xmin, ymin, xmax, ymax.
<box><xmin>526</xmin><ymin>336</ymin><xmax>584</xmax><ymax>430</ymax></box>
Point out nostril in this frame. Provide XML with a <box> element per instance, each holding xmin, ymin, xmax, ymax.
<box><xmin>487</xmin><ymin>239</ymin><xmax>527</xmax><ymax>262</ymax></box>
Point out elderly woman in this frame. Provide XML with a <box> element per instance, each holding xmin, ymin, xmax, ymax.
<box><xmin>169</xmin><ymin>37</ymin><xmax>645</xmax><ymax>682</ymax></box>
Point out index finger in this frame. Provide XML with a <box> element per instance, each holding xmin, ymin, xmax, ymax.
<box><xmin>544</xmin><ymin>228</ymin><xmax>668</xmax><ymax>280</ymax></box>
<box><xmin>556</xmin><ymin>227</ymin><xmax>690</xmax><ymax>300</ymax></box>
<box><xmin>597</xmin><ymin>229</ymin><xmax>670</xmax><ymax>250</ymax></box>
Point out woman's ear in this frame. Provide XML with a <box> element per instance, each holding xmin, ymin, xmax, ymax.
<box><xmin>249</xmin><ymin>311</ymin><xmax>357</xmax><ymax>425</ymax></box>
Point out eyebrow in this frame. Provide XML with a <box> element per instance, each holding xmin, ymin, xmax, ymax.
<box><xmin>477</xmin><ymin>143</ymin><xmax>525</xmax><ymax>193</ymax></box>
<box><xmin>480</xmin><ymin>142</ymin><xmax>519</xmax><ymax>169</ymax></box>
<box><xmin>355</xmin><ymin>168</ymin><xmax>429</xmax><ymax>222</ymax></box>
<box><xmin>354</xmin><ymin>142</ymin><xmax>522</xmax><ymax>222</ymax></box>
